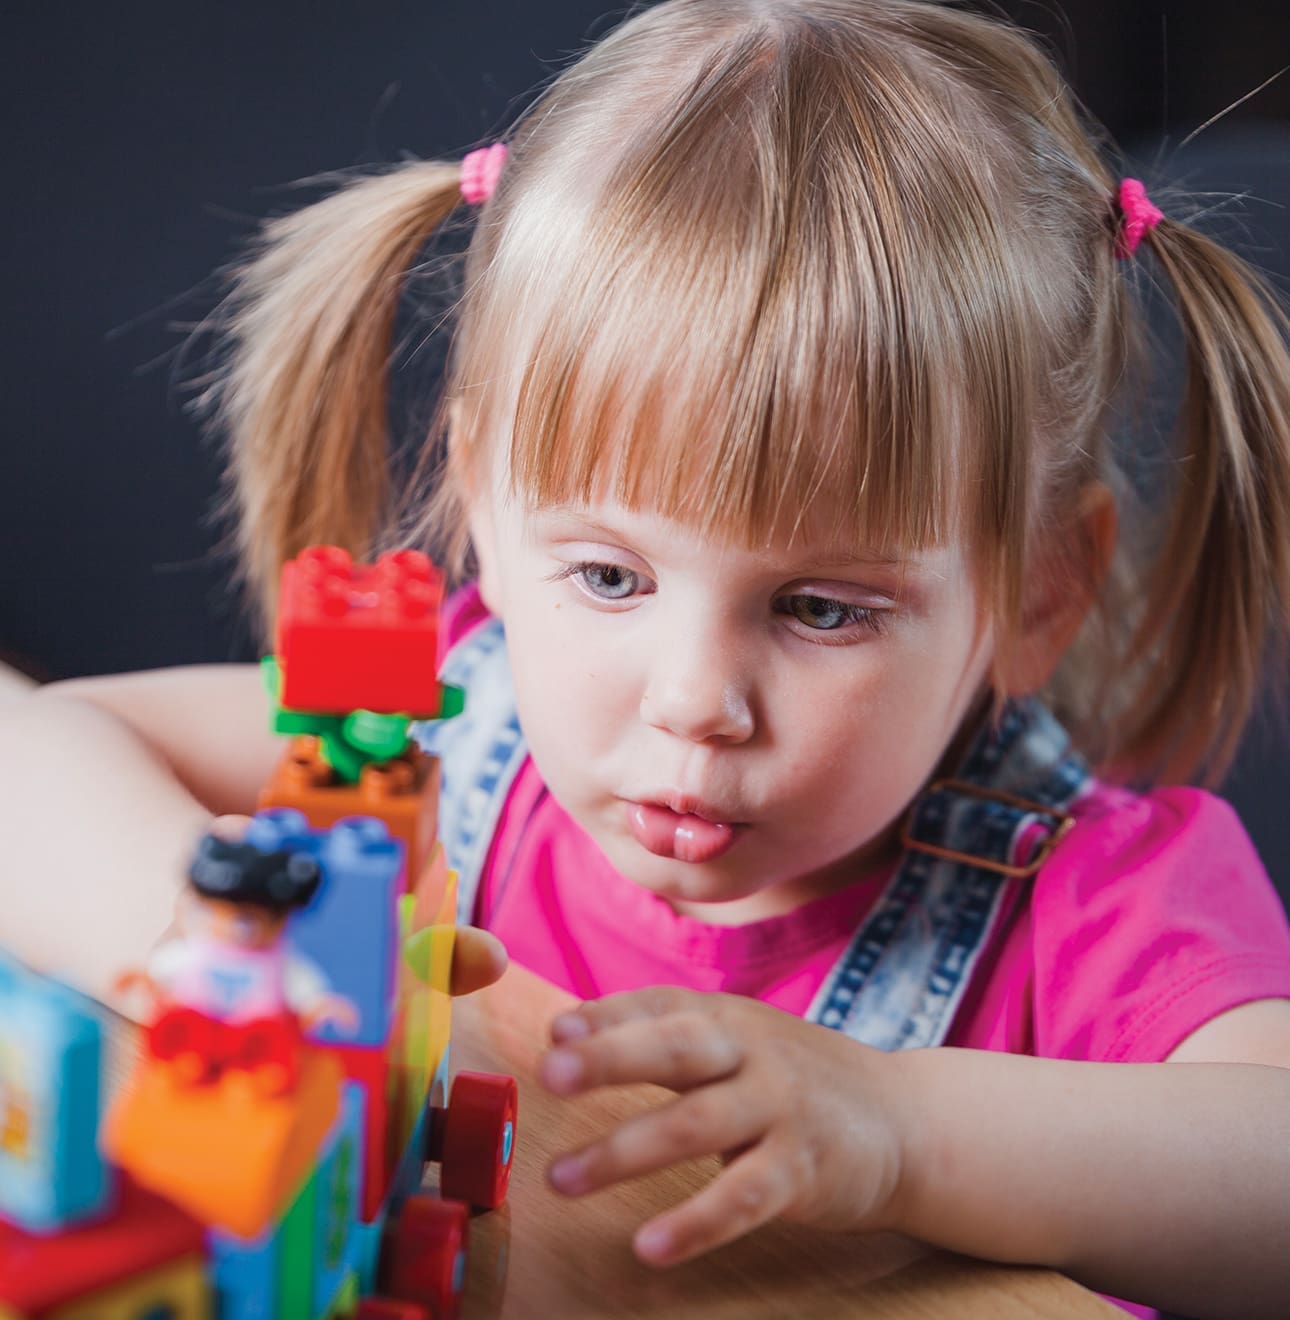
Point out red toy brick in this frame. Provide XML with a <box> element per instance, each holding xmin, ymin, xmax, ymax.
<box><xmin>381</xmin><ymin>1194</ymin><xmax>469</xmax><ymax>1320</ymax></box>
<box><xmin>329</xmin><ymin>1041</ymin><xmax>396</xmax><ymax>1222</ymax></box>
<box><xmin>277</xmin><ymin>546</ymin><xmax>447</xmax><ymax>715</ymax></box>
<box><xmin>0</xmin><ymin>1173</ymin><xmax>205</xmax><ymax>1311</ymax></box>
<box><xmin>438</xmin><ymin>1072</ymin><xmax>518</xmax><ymax>1210</ymax></box>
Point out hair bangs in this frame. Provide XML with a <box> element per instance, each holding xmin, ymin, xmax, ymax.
<box><xmin>486</xmin><ymin>31</ymin><xmax>990</xmax><ymax>562</ymax></box>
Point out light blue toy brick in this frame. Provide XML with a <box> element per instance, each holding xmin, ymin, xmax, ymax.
<box><xmin>208</xmin><ymin>1221</ymin><xmax>280</xmax><ymax>1320</ymax></box>
<box><xmin>312</xmin><ymin>1084</ymin><xmax>365</xmax><ymax>1316</ymax></box>
<box><xmin>350</xmin><ymin>1215</ymin><xmax>386</xmax><ymax>1295</ymax></box>
<box><xmin>246</xmin><ymin>808</ymin><xmax>404</xmax><ymax>1046</ymax></box>
<box><xmin>0</xmin><ymin>951</ymin><xmax>110</xmax><ymax>1232</ymax></box>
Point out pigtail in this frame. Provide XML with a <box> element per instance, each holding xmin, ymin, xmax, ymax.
<box><xmin>210</xmin><ymin>162</ymin><xmax>466</xmax><ymax>641</ymax></box>
<box><xmin>1120</xmin><ymin>220</ymin><xmax>1290</xmax><ymax>782</ymax></box>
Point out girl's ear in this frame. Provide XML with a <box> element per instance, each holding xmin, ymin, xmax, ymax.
<box><xmin>996</xmin><ymin>484</ymin><xmax>1117</xmax><ymax>695</ymax></box>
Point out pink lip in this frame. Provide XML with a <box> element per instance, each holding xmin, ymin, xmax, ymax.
<box><xmin>624</xmin><ymin>799</ymin><xmax>746</xmax><ymax>864</ymax></box>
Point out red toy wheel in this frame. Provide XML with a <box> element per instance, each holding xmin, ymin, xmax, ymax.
<box><xmin>381</xmin><ymin>1194</ymin><xmax>470</xmax><ymax>1319</ymax></box>
<box><xmin>439</xmin><ymin>1071</ymin><xmax>518</xmax><ymax>1209</ymax></box>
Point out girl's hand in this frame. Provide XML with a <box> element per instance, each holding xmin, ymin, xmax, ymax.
<box><xmin>537</xmin><ymin>987</ymin><xmax>909</xmax><ymax>1266</ymax></box>
<box><xmin>448</xmin><ymin>926</ymin><xmax>508</xmax><ymax>996</ymax></box>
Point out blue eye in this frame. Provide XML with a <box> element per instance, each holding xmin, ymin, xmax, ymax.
<box><xmin>570</xmin><ymin>562</ymin><xmax>639</xmax><ymax>599</ymax></box>
<box><xmin>781</xmin><ymin>594</ymin><xmax>884</xmax><ymax>634</ymax></box>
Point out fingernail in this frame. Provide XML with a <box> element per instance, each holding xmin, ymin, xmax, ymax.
<box><xmin>551</xmin><ymin>1012</ymin><xmax>590</xmax><ymax>1042</ymax></box>
<box><xmin>548</xmin><ymin>1154</ymin><xmax>586</xmax><ymax>1193</ymax></box>
<box><xmin>635</xmin><ymin>1222</ymin><xmax>674</xmax><ymax>1263</ymax></box>
<box><xmin>542</xmin><ymin>1048</ymin><xmax>584</xmax><ymax>1092</ymax></box>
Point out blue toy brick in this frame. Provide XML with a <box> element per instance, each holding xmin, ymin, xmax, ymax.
<box><xmin>246</xmin><ymin>809</ymin><xmax>404</xmax><ymax>1046</ymax></box>
<box><xmin>208</xmin><ymin>1221</ymin><xmax>280</xmax><ymax>1320</ymax></box>
<box><xmin>0</xmin><ymin>951</ymin><xmax>110</xmax><ymax>1232</ymax></box>
<box><xmin>350</xmin><ymin>1216</ymin><xmax>386</xmax><ymax>1295</ymax></box>
<box><xmin>312</xmin><ymin>1084</ymin><xmax>365</xmax><ymax>1316</ymax></box>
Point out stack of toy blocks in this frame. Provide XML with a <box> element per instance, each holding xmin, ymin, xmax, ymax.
<box><xmin>0</xmin><ymin>951</ymin><xmax>209</xmax><ymax>1318</ymax></box>
<box><xmin>1</xmin><ymin>545</ymin><xmax>516</xmax><ymax>1320</ymax></box>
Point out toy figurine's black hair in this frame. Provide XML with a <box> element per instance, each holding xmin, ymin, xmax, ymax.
<box><xmin>188</xmin><ymin>834</ymin><xmax>322</xmax><ymax>912</ymax></box>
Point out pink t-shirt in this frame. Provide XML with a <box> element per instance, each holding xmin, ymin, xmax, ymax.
<box><xmin>442</xmin><ymin>585</ymin><xmax>1290</xmax><ymax>1317</ymax></box>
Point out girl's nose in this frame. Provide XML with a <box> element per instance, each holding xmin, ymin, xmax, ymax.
<box><xmin>639</xmin><ymin>630</ymin><xmax>755</xmax><ymax>745</ymax></box>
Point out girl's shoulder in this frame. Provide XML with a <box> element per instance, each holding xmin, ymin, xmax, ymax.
<box><xmin>1062</xmin><ymin>779</ymin><xmax>1263</xmax><ymax>879</ymax></box>
<box><xmin>1026</xmin><ymin>780</ymin><xmax>1290</xmax><ymax>1062</ymax></box>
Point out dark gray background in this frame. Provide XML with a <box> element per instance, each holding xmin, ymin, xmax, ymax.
<box><xmin>3</xmin><ymin>1</ymin><xmax>1288</xmax><ymax>903</ymax></box>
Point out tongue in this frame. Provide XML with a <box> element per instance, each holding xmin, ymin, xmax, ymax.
<box><xmin>627</xmin><ymin>803</ymin><xmax>737</xmax><ymax>863</ymax></box>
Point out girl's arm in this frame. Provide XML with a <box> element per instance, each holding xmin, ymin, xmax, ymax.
<box><xmin>538</xmin><ymin>988</ymin><xmax>1290</xmax><ymax>1318</ymax></box>
<box><xmin>0</xmin><ymin>665</ymin><xmax>278</xmax><ymax>998</ymax></box>
<box><xmin>891</xmin><ymin>1013</ymin><xmax>1290</xmax><ymax>1317</ymax></box>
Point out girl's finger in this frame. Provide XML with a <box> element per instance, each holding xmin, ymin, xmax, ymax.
<box><xmin>449</xmin><ymin>927</ymin><xmax>509</xmax><ymax>996</ymax></box>
<box><xmin>540</xmin><ymin>1010</ymin><xmax>743</xmax><ymax>1095</ymax></box>
<box><xmin>547</xmin><ymin>1080</ymin><xmax>769</xmax><ymax>1197</ymax></box>
<box><xmin>631</xmin><ymin>1136</ymin><xmax>800</xmax><ymax>1267</ymax></box>
<box><xmin>208</xmin><ymin>813</ymin><xmax>253</xmax><ymax>840</ymax></box>
<box><xmin>550</xmin><ymin>985</ymin><xmax>697</xmax><ymax>1043</ymax></box>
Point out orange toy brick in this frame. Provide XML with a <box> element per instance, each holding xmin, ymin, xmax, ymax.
<box><xmin>258</xmin><ymin>738</ymin><xmax>441</xmax><ymax>897</ymax></box>
<box><xmin>102</xmin><ymin>1048</ymin><xmax>343</xmax><ymax>1240</ymax></box>
<box><xmin>276</xmin><ymin>546</ymin><xmax>446</xmax><ymax>715</ymax></box>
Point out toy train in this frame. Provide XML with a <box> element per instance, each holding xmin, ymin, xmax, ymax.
<box><xmin>0</xmin><ymin>546</ymin><xmax>517</xmax><ymax>1319</ymax></box>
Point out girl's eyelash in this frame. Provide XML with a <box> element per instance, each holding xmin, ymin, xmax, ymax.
<box><xmin>777</xmin><ymin>594</ymin><xmax>889</xmax><ymax>641</ymax></box>
<box><xmin>545</xmin><ymin>560</ymin><xmax>649</xmax><ymax>599</ymax></box>
<box><xmin>547</xmin><ymin>563</ymin><xmax>888</xmax><ymax>639</ymax></box>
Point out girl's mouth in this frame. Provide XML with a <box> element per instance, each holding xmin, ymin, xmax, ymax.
<box><xmin>625</xmin><ymin>802</ymin><xmax>745</xmax><ymax>863</ymax></box>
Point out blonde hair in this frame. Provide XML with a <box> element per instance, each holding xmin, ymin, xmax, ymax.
<box><xmin>210</xmin><ymin>0</ymin><xmax>1290</xmax><ymax>785</ymax></box>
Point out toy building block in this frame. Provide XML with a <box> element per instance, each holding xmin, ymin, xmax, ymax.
<box><xmin>311</xmin><ymin>1085</ymin><xmax>366</xmax><ymax>1317</ymax></box>
<box><xmin>351</xmin><ymin>1218</ymin><xmax>386</xmax><ymax>1296</ymax></box>
<box><xmin>321</xmin><ymin>1271</ymin><xmax>360</xmax><ymax>1320</ymax></box>
<box><xmin>43</xmin><ymin>1253</ymin><xmax>207</xmax><ymax>1320</ymax></box>
<box><xmin>207</xmin><ymin>1221</ymin><xmax>280</xmax><ymax>1320</ymax></box>
<box><xmin>244</xmin><ymin>810</ymin><xmax>404</xmax><ymax>1047</ymax></box>
<box><xmin>0</xmin><ymin>951</ymin><xmax>110</xmax><ymax>1233</ymax></box>
<box><xmin>263</xmin><ymin>656</ymin><xmax>462</xmax><ymax>786</ymax></box>
<box><xmin>257</xmin><ymin>743</ymin><xmax>442</xmax><ymax>901</ymax></box>
<box><xmin>330</xmin><ymin>1042</ymin><xmax>396</xmax><ymax>1224</ymax></box>
<box><xmin>276</xmin><ymin>1168</ymin><xmax>316</xmax><ymax>1318</ymax></box>
<box><xmin>397</xmin><ymin>860</ymin><xmax>458</xmax><ymax>1138</ymax></box>
<box><xmin>102</xmin><ymin>1047</ymin><xmax>343</xmax><ymax>1240</ymax></box>
<box><xmin>0</xmin><ymin>1173</ymin><xmax>205</xmax><ymax>1314</ymax></box>
<box><xmin>276</xmin><ymin>546</ymin><xmax>449</xmax><ymax>715</ymax></box>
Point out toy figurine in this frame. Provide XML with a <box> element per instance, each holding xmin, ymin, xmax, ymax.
<box><xmin>117</xmin><ymin>832</ymin><xmax>359</xmax><ymax>1094</ymax></box>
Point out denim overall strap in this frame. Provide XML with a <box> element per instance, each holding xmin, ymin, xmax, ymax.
<box><xmin>411</xmin><ymin>618</ymin><xmax>527</xmax><ymax>925</ymax></box>
<box><xmin>805</xmin><ymin>698</ymin><xmax>1090</xmax><ymax>1050</ymax></box>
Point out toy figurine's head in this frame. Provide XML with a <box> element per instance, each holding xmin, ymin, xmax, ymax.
<box><xmin>183</xmin><ymin>834</ymin><xmax>322</xmax><ymax>950</ymax></box>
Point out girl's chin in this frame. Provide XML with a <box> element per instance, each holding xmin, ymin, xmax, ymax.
<box><xmin>604</xmin><ymin>843</ymin><xmax>769</xmax><ymax>912</ymax></box>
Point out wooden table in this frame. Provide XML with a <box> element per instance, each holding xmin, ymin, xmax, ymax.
<box><xmin>445</xmin><ymin>964</ymin><xmax>1119</xmax><ymax>1319</ymax></box>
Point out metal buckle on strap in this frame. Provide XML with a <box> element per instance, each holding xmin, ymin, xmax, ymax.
<box><xmin>899</xmin><ymin>778</ymin><xmax>1075</xmax><ymax>879</ymax></box>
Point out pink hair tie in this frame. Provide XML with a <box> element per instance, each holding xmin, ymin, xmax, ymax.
<box><xmin>1116</xmin><ymin>178</ymin><xmax>1163</xmax><ymax>259</ymax></box>
<box><xmin>460</xmin><ymin>143</ymin><xmax>507</xmax><ymax>205</ymax></box>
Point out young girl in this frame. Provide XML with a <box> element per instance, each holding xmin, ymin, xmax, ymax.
<box><xmin>6</xmin><ymin>1</ymin><xmax>1290</xmax><ymax>1315</ymax></box>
